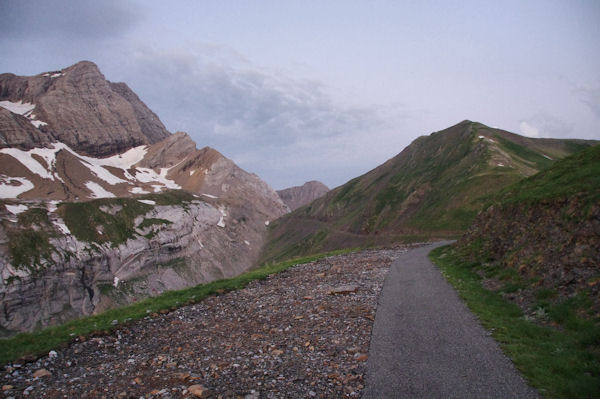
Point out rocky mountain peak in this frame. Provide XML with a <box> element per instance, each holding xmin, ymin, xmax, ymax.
<box><xmin>277</xmin><ymin>180</ymin><xmax>330</xmax><ymax>211</ymax></box>
<box><xmin>0</xmin><ymin>60</ymin><xmax>170</xmax><ymax>157</ymax></box>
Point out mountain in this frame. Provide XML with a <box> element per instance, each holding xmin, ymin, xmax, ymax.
<box><xmin>277</xmin><ymin>180</ymin><xmax>329</xmax><ymax>211</ymax></box>
<box><xmin>0</xmin><ymin>62</ymin><xmax>287</xmax><ymax>335</ymax></box>
<box><xmin>456</xmin><ymin>144</ymin><xmax>599</xmax><ymax>311</ymax></box>
<box><xmin>260</xmin><ymin>120</ymin><xmax>597</xmax><ymax>263</ymax></box>
<box><xmin>0</xmin><ymin>61</ymin><xmax>170</xmax><ymax>156</ymax></box>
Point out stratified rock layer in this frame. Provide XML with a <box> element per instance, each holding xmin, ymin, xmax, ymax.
<box><xmin>0</xmin><ymin>61</ymin><xmax>170</xmax><ymax>156</ymax></box>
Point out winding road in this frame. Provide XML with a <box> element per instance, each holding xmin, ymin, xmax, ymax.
<box><xmin>363</xmin><ymin>242</ymin><xmax>539</xmax><ymax>398</ymax></box>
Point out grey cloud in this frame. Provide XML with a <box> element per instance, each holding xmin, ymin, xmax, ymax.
<box><xmin>575</xmin><ymin>86</ymin><xmax>600</xmax><ymax>119</ymax></box>
<box><xmin>121</xmin><ymin>46</ymin><xmax>391</xmax><ymax>147</ymax></box>
<box><xmin>110</xmin><ymin>45</ymin><xmax>402</xmax><ymax>188</ymax></box>
<box><xmin>521</xmin><ymin>113</ymin><xmax>574</xmax><ymax>138</ymax></box>
<box><xmin>0</xmin><ymin>0</ymin><xmax>143</xmax><ymax>40</ymax></box>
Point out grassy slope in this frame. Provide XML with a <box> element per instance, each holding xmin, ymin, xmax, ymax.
<box><xmin>261</xmin><ymin>121</ymin><xmax>596</xmax><ymax>264</ymax></box>
<box><xmin>431</xmin><ymin>245</ymin><xmax>600</xmax><ymax>398</ymax></box>
<box><xmin>429</xmin><ymin>145</ymin><xmax>600</xmax><ymax>398</ymax></box>
<box><xmin>497</xmin><ymin>143</ymin><xmax>600</xmax><ymax>205</ymax></box>
<box><xmin>0</xmin><ymin>248</ymin><xmax>354</xmax><ymax>365</ymax></box>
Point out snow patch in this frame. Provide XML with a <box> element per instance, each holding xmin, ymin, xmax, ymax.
<box><xmin>0</xmin><ymin>100</ymin><xmax>48</xmax><ymax>128</ymax></box>
<box><xmin>497</xmin><ymin>163</ymin><xmax>505</xmax><ymax>167</ymax></box>
<box><xmin>244</xmin><ymin>240</ymin><xmax>250</xmax><ymax>246</ymax></box>
<box><xmin>76</xmin><ymin>145</ymin><xmax>148</xmax><ymax>185</ymax></box>
<box><xmin>217</xmin><ymin>206</ymin><xmax>227</xmax><ymax>228</ymax></box>
<box><xmin>0</xmin><ymin>147</ymin><xmax>55</xmax><ymax>180</ymax></box>
<box><xmin>6</xmin><ymin>204</ymin><xmax>28</xmax><ymax>215</ymax></box>
<box><xmin>201</xmin><ymin>193</ymin><xmax>218</xmax><ymax>199</ymax></box>
<box><xmin>85</xmin><ymin>181</ymin><xmax>116</xmax><ymax>198</ymax></box>
<box><xmin>53</xmin><ymin>220</ymin><xmax>71</xmax><ymax>235</ymax></box>
<box><xmin>130</xmin><ymin>187</ymin><xmax>150</xmax><ymax>194</ymax></box>
<box><xmin>138</xmin><ymin>199</ymin><xmax>156</xmax><ymax>205</ymax></box>
<box><xmin>543</xmin><ymin>154</ymin><xmax>553</xmax><ymax>160</ymax></box>
<box><xmin>0</xmin><ymin>176</ymin><xmax>34</xmax><ymax>198</ymax></box>
<box><xmin>113</xmin><ymin>276</ymin><xmax>120</xmax><ymax>288</ymax></box>
<box><xmin>47</xmin><ymin>201</ymin><xmax>59</xmax><ymax>213</ymax></box>
<box><xmin>0</xmin><ymin>100</ymin><xmax>35</xmax><ymax>116</ymax></box>
<box><xmin>30</xmin><ymin>120</ymin><xmax>48</xmax><ymax>128</ymax></box>
<box><xmin>134</xmin><ymin>167</ymin><xmax>181</xmax><ymax>190</ymax></box>
<box><xmin>190</xmin><ymin>170</ymin><xmax>196</xmax><ymax>176</ymax></box>
<box><xmin>478</xmin><ymin>135</ymin><xmax>485</xmax><ymax>139</ymax></box>
<box><xmin>265</xmin><ymin>220</ymin><xmax>270</xmax><ymax>226</ymax></box>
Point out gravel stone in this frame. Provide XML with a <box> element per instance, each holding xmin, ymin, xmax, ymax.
<box><xmin>1</xmin><ymin>247</ymin><xmax>410</xmax><ymax>398</ymax></box>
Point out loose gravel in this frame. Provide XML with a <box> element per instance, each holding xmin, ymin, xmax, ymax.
<box><xmin>1</xmin><ymin>247</ymin><xmax>409</xmax><ymax>398</ymax></box>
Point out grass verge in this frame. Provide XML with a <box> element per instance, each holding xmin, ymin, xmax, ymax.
<box><xmin>0</xmin><ymin>248</ymin><xmax>353</xmax><ymax>365</ymax></box>
<box><xmin>429</xmin><ymin>245</ymin><xmax>600</xmax><ymax>398</ymax></box>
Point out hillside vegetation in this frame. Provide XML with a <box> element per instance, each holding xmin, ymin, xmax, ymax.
<box><xmin>430</xmin><ymin>144</ymin><xmax>600</xmax><ymax>397</ymax></box>
<box><xmin>456</xmin><ymin>144</ymin><xmax>600</xmax><ymax>316</ymax></box>
<box><xmin>261</xmin><ymin>120</ymin><xmax>596</xmax><ymax>263</ymax></box>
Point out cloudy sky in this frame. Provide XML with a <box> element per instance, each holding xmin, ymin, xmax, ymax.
<box><xmin>1</xmin><ymin>1</ymin><xmax>599</xmax><ymax>189</ymax></box>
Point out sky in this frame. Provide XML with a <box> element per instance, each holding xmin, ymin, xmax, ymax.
<box><xmin>1</xmin><ymin>1</ymin><xmax>599</xmax><ymax>190</ymax></box>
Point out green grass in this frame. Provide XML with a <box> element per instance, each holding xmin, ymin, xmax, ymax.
<box><xmin>495</xmin><ymin>135</ymin><xmax>555</xmax><ymax>170</ymax></box>
<box><xmin>430</xmin><ymin>245</ymin><xmax>600</xmax><ymax>398</ymax></box>
<box><xmin>498</xmin><ymin>144</ymin><xmax>600</xmax><ymax>206</ymax></box>
<box><xmin>58</xmin><ymin>198</ymin><xmax>152</xmax><ymax>245</ymax></box>
<box><xmin>0</xmin><ymin>248</ymin><xmax>354</xmax><ymax>365</ymax></box>
<box><xmin>6</xmin><ymin>207</ymin><xmax>56</xmax><ymax>273</ymax></box>
<box><xmin>56</xmin><ymin>190</ymin><xmax>196</xmax><ymax>245</ymax></box>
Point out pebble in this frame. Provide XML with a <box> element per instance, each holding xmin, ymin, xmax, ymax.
<box><xmin>0</xmin><ymin>247</ymin><xmax>414</xmax><ymax>398</ymax></box>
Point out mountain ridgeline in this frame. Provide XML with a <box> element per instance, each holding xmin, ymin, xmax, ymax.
<box><xmin>0</xmin><ymin>61</ymin><xmax>288</xmax><ymax>335</ymax></box>
<box><xmin>260</xmin><ymin>120</ymin><xmax>597</xmax><ymax>263</ymax></box>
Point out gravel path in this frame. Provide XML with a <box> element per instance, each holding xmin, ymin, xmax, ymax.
<box><xmin>362</xmin><ymin>242</ymin><xmax>539</xmax><ymax>399</ymax></box>
<box><xmin>1</xmin><ymin>248</ymin><xmax>407</xmax><ymax>398</ymax></box>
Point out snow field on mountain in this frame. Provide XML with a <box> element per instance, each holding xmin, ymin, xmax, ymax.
<box><xmin>0</xmin><ymin>142</ymin><xmax>182</xmax><ymax>198</ymax></box>
<box><xmin>0</xmin><ymin>176</ymin><xmax>35</xmax><ymax>198</ymax></box>
<box><xmin>0</xmin><ymin>100</ymin><xmax>48</xmax><ymax>127</ymax></box>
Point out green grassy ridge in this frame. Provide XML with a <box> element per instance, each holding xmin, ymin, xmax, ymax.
<box><xmin>0</xmin><ymin>248</ymin><xmax>353</xmax><ymax>365</ymax></box>
<box><xmin>496</xmin><ymin>144</ymin><xmax>600</xmax><ymax>206</ymax></box>
<box><xmin>262</xmin><ymin>121</ymin><xmax>593</xmax><ymax>264</ymax></box>
<box><xmin>430</xmin><ymin>245</ymin><xmax>600</xmax><ymax>398</ymax></box>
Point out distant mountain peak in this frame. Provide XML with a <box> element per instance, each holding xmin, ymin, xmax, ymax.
<box><xmin>277</xmin><ymin>180</ymin><xmax>329</xmax><ymax>211</ymax></box>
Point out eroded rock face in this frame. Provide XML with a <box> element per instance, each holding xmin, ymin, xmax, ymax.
<box><xmin>277</xmin><ymin>181</ymin><xmax>329</xmax><ymax>211</ymax></box>
<box><xmin>0</xmin><ymin>61</ymin><xmax>288</xmax><ymax>335</ymax></box>
<box><xmin>0</xmin><ymin>61</ymin><xmax>170</xmax><ymax>156</ymax></box>
<box><xmin>0</xmin><ymin>195</ymin><xmax>276</xmax><ymax>334</ymax></box>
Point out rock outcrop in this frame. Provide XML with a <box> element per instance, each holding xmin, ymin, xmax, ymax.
<box><xmin>277</xmin><ymin>180</ymin><xmax>329</xmax><ymax>211</ymax></box>
<box><xmin>0</xmin><ymin>61</ymin><xmax>170</xmax><ymax>156</ymax></box>
<box><xmin>0</xmin><ymin>62</ymin><xmax>288</xmax><ymax>335</ymax></box>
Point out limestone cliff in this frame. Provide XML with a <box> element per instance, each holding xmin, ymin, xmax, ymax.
<box><xmin>0</xmin><ymin>61</ymin><xmax>170</xmax><ymax>156</ymax></box>
<box><xmin>0</xmin><ymin>62</ymin><xmax>288</xmax><ymax>335</ymax></box>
